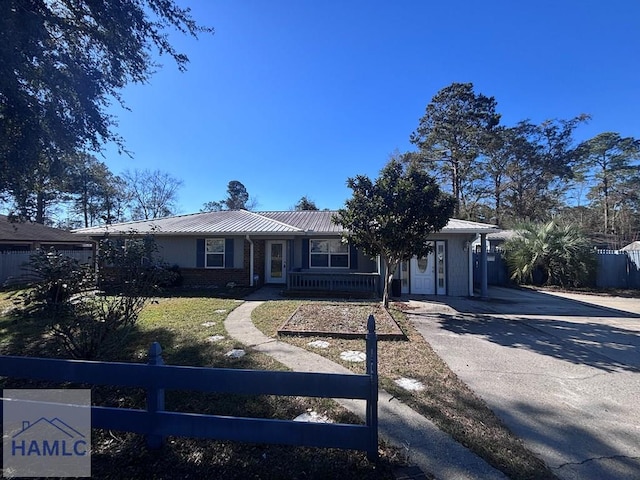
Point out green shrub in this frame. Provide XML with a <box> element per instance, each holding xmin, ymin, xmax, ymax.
<box><xmin>504</xmin><ymin>221</ymin><xmax>597</xmax><ymax>288</ymax></box>
<box><xmin>20</xmin><ymin>234</ymin><xmax>175</xmax><ymax>359</ymax></box>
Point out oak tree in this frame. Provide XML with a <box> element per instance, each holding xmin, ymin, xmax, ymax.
<box><xmin>334</xmin><ymin>158</ymin><xmax>455</xmax><ymax>307</ymax></box>
<box><xmin>0</xmin><ymin>0</ymin><xmax>211</xmax><ymax>209</ymax></box>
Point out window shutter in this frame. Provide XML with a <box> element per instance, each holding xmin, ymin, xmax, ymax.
<box><xmin>196</xmin><ymin>239</ymin><xmax>205</xmax><ymax>268</ymax></box>
<box><xmin>302</xmin><ymin>239</ymin><xmax>309</xmax><ymax>269</ymax></box>
<box><xmin>225</xmin><ymin>238</ymin><xmax>234</xmax><ymax>268</ymax></box>
<box><xmin>350</xmin><ymin>244</ymin><xmax>358</xmax><ymax>270</ymax></box>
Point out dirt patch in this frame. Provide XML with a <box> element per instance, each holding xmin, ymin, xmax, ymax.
<box><xmin>278</xmin><ymin>303</ymin><xmax>406</xmax><ymax>340</ymax></box>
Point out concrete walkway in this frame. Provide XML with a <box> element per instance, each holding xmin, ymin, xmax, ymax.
<box><xmin>407</xmin><ymin>287</ymin><xmax>640</xmax><ymax>480</ymax></box>
<box><xmin>224</xmin><ymin>289</ymin><xmax>507</xmax><ymax>480</ymax></box>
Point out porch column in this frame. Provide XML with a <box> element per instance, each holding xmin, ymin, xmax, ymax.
<box><xmin>480</xmin><ymin>233</ymin><xmax>488</xmax><ymax>299</ymax></box>
<box><xmin>287</xmin><ymin>240</ymin><xmax>293</xmax><ymax>290</ymax></box>
<box><xmin>468</xmin><ymin>238</ymin><xmax>474</xmax><ymax>297</ymax></box>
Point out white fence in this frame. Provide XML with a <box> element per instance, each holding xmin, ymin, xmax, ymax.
<box><xmin>0</xmin><ymin>250</ymin><xmax>94</xmax><ymax>287</ymax></box>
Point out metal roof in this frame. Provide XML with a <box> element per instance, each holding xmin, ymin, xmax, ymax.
<box><xmin>259</xmin><ymin>211</ymin><xmax>344</xmax><ymax>233</ymax></box>
<box><xmin>441</xmin><ymin>218</ymin><xmax>501</xmax><ymax>234</ymax></box>
<box><xmin>73</xmin><ymin>210</ymin><xmax>304</xmax><ymax>236</ymax></box>
<box><xmin>73</xmin><ymin>210</ymin><xmax>500</xmax><ymax>237</ymax></box>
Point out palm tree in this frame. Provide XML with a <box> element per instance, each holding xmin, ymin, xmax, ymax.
<box><xmin>504</xmin><ymin>220</ymin><xmax>596</xmax><ymax>288</ymax></box>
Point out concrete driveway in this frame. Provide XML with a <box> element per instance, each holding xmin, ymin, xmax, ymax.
<box><xmin>406</xmin><ymin>287</ymin><xmax>640</xmax><ymax>480</ymax></box>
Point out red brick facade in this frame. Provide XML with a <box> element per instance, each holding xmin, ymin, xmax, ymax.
<box><xmin>181</xmin><ymin>239</ymin><xmax>267</xmax><ymax>288</ymax></box>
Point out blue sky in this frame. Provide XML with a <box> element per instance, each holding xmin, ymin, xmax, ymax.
<box><xmin>103</xmin><ymin>0</ymin><xmax>640</xmax><ymax>214</ymax></box>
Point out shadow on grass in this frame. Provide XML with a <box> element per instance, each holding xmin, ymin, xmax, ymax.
<box><xmin>380</xmin><ymin>377</ymin><xmax>557</xmax><ymax>480</ymax></box>
<box><xmin>0</xmin><ymin>295</ymin><xmax>402</xmax><ymax>479</ymax></box>
<box><xmin>90</xmin><ymin>431</ymin><xmax>399</xmax><ymax>480</ymax></box>
<box><xmin>156</xmin><ymin>285</ymin><xmax>256</xmax><ymax>299</ymax></box>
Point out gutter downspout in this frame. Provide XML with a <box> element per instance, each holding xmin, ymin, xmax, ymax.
<box><xmin>468</xmin><ymin>235</ymin><xmax>476</xmax><ymax>297</ymax></box>
<box><xmin>246</xmin><ymin>235</ymin><xmax>254</xmax><ymax>287</ymax></box>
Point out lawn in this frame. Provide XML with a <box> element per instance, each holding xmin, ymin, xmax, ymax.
<box><xmin>252</xmin><ymin>299</ymin><xmax>558</xmax><ymax>480</ymax></box>
<box><xmin>0</xmin><ymin>290</ymin><xmax>405</xmax><ymax>479</ymax></box>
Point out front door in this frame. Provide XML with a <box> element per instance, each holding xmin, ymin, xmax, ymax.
<box><xmin>400</xmin><ymin>260</ymin><xmax>410</xmax><ymax>294</ymax></box>
<box><xmin>410</xmin><ymin>248</ymin><xmax>435</xmax><ymax>295</ymax></box>
<box><xmin>435</xmin><ymin>241</ymin><xmax>447</xmax><ymax>295</ymax></box>
<box><xmin>266</xmin><ymin>240</ymin><xmax>286</xmax><ymax>284</ymax></box>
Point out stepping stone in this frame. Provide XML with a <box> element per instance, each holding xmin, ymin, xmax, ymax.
<box><xmin>395</xmin><ymin>377</ymin><xmax>425</xmax><ymax>391</ymax></box>
<box><xmin>201</xmin><ymin>322</ymin><xmax>216</xmax><ymax>327</ymax></box>
<box><xmin>214</xmin><ymin>309</ymin><xmax>227</xmax><ymax>314</ymax></box>
<box><xmin>207</xmin><ymin>335</ymin><xmax>225</xmax><ymax>343</ymax></box>
<box><xmin>340</xmin><ymin>350</ymin><xmax>366</xmax><ymax>362</ymax></box>
<box><xmin>225</xmin><ymin>349</ymin><xmax>246</xmax><ymax>358</ymax></box>
<box><xmin>308</xmin><ymin>340</ymin><xmax>330</xmax><ymax>349</ymax></box>
<box><xmin>293</xmin><ymin>410</ymin><xmax>333</xmax><ymax>423</ymax></box>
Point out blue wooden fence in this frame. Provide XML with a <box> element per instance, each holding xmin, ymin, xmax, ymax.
<box><xmin>596</xmin><ymin>250</ymin><xmax>640</xmax><ymax>289</ymax></box>
<box><xmin>474</xmin><ymin>250</ymin><xmax>640</xmax><ymax>289</ymax></box>
<box><xmin>0</xmin><ymin>315</ymin><xmax>379</xmax><ymax>461</ymax></box>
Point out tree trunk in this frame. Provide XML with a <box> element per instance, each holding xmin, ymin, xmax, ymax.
<box><xmin>382</xmin><ymin>258</ymin><xmax>400</xmax><ymax>308</ymax></box>
<box><xmin>36</xmin><ymin>191</ymin><xmax>45</xmax><ymax>224</ymax></box>
<box><xmin>452</xmin><ymin>161</ymin><xmax>460</xmax><ymax>217</ymax></box>
<box><xmin>83</xmin><ymin>187</ymin><xmax>90</xmax><ymax>228</ymax></box>
<box><xmin>603</xmin><ymin>176</ymin><xmax>609</xmax><ymax>234</ymax></box>
<box><xmin>382</xmin><ymin>270</ymin><xmax>391</xmax><ymax>308</ymax></box>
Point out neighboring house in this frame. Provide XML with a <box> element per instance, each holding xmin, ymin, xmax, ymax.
<box><xmin>472</xmin><ymin>229</ymin><xmax>517</xmax><ymax>253</ymax></box>
<box><xmin>0</xmin><ymin>215</ymin><xmax>93</xmax><ymax>252</ymax></box>
<box><xmin>73</xmin><ymin>210</ymin><xmax>499</xmax><ymax>297</ymax></box>
<box><xmin>0</xmin><ymin>215</ymin><xmax>95</xmax><ymax>286</ymax></box>
<box><xmin>620</xmin><ymin>241</ymin><xmax>640</xmax><ymax>251</ymax></box>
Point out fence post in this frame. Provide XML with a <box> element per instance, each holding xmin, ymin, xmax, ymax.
<box><xmin>365</xmin><ymin>314</ymin><xmax>379</xmax><ymax>462</ymax></box>
<box><xmin>146</xmin><ymin>342</ymin><xmax>165</xmax><ymax>449</ymax></box>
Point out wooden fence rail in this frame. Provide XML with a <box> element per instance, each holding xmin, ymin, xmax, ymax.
<box><xmin>0</xmin><ymin>315</ymin><xmax>379</xmax><ymax>461</ymax></box>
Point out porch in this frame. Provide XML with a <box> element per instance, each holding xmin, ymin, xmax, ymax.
<box><xmin>287</xmin><ymin>271</ymin><xmax>380</xmax><ymax>296</ymax></box>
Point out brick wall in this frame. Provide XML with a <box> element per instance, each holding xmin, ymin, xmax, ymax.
<box><xmin>180</xmin><ymin>268</ymin><xmax>249</xmax><ymax>287</ymax></box>
<box><xmin>253</xmin><ymin>239</ymin><xmax>265</xmax><ymax>286</ymax></box>
<box><xmin>181</xmin><ymin>238</ymin><xmax>268</xmax><ymax>288</ymax></box>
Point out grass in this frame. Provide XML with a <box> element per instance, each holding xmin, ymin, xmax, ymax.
<box><xmin>0</xmin><ymin>289</ymin><xmax>405</xmax><ymax>479</ymax></box>
<box><xmin>252</xmin><ymin>299</ymin><xmax>558</xmax><ymax>480</ymax></box>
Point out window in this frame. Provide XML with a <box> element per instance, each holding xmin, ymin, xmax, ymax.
<box><xmin>205</xmin><ymin>238</ymin><xmax>225</xmax><ymax>268</ymax></box>
<box><xmin>310</xmin><ymin>239</ymin><xmax>349</xmax><ymax>268</ymax></box>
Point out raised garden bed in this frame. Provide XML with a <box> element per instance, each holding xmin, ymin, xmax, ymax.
<box><xmin>278</xmin><ymin>303</ymin><xmax>406</xmax><ymax>340</ymax></box>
